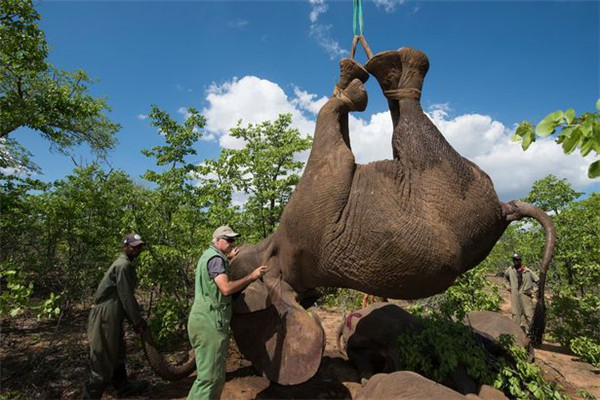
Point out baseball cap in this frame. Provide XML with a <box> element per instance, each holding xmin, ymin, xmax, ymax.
<box><xmin>512</xmin><ymin>253</ymin><xmax>522</xmax><ymax>260</ymax></box>
<box><xmin>123</xmin><ymin>233</ymin><xmax>145</xmax><ymax>247</ymax></box>
<box><xmin>212</xmin><ymin>226</ymin><xmax>241</xmax><ymax>240</ymax></box>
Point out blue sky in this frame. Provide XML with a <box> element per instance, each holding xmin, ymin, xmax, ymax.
<box><xmin>10</xmin><ymin>0</ymin><xmax>600</xmax><ymax>201</ymax></box>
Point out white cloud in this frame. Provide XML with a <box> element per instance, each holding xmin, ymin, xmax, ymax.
<box><xmin>202</xmin><ymin>76</ymin><xmax>319</xmax><ymax>150</ymax></box>
<box><xmin>137</xmin><ymin>114</ymin><xmax>148</xmax><ymax>120</ymax></box>
<box><xmin>425</xmin><ymin>105</ymin><xmax>597</xmax><ymax>201</ymax></box>
<box><xmin>176</xmin><ymin>84</ymin><xmax>193</xmax><ymax>93</ymax></box>
<box><xmin>372</xmin><ymin>0</ymin><xmax>405</xmax><ymax>13</ymax></box>
<box><xmin>201</xmin><ymin>76</ymin><xmax>598</xmax><ymax>204</ymax></box>
<box><xmin>306</xmin><ymin>0</ymin><xmax>347</xmax><ymax>60</ymax></box>
<box><xmin>309</xmin><ymin>23</ymin><xmax>348</xmax><ymax>60</ymax></box>
<box><xmin>228</xmin><ymin>18</ymin><xmax>249</xmax><ymax>29</ymax></box>
<box><xmin>177</xmin><ymin>107</ymin><xmax>192</xmax><ymax>120</ymax></box>
<box><xmin>308</xmin><ymin>0</ymin><xmax>327</xmax><ymax>23</ymax></box>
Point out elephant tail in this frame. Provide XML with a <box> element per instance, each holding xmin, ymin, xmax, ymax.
<box><xmin>502</xmin><ymin>200</ymin><xmax>556</xmax><ymax>346</ymax></box>
<box><xmin>140</xmin><ymin>330</ymin><xmax>196</xmax><ymax>381</ymax></box>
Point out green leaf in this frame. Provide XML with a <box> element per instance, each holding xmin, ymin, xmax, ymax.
<box><xmin>536</xmin><ymin>111</ymin><xmax>564</xmax><ymax>137</ymax></box>
<box><xmin>536</xmin><ymin>120</ymin><xmax>557</xmax><ymax>137</ymax></box>
<box><xmin>588</xmin><ymin>160</ymin><xmax>600</xmax><ymax>178</ymax></box>
<box><xmin>580</xmin><ymin>138</ymin><xmax>594</xmax><ymax>157</ymax></box>
<box><xmin>515</xmin><ymin>122</ymin><xmax>533</xmax><ymax>138</ymax></box>
<box><xmin>596</xmin><ymin>98</ymin><xmax>600</xmax><ymax>111</ymax></box>
<box><xmin>561</xmin><ymin>128</ymin><xmax>581</xmax><ymax>154</ymax></box>
<box><xmin>522</xmin><ymin>129</ymin><xmax>535</xmax><ymax>150</ymax></box>
<box><xmin>579</xmin><ymin>118</ymin><xmax>593</xmax><ymax>138</ymax></box>
<box><xmin>548</xmin><ymin>110</ymin><xmax>564</xmax><ymax>123</ymax></box>
<box><xmin>564</xmin><ymin>109</ymin><xmax>576</xmax><ymax>124</ymax></box>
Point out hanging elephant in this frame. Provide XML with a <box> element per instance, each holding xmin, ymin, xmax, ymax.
<box><xmin>141</xmin><ymin>47</ymin><xmax>555</xmax><ymax>385</ymax></box>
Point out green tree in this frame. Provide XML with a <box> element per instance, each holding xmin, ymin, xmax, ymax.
<box><xmin>225</xmin><ymin>113</ymin><xmax>312</xmax><ymax>240</ymax></box>
<box><xmin>136</xmin><ymin>105</ymin><xmax>211</xmax><ymax>343</ymax></box>
<box><xmin>548</xmin><ymin>193</ymin><xmax>600</xmax><ymax>352</ymax></box>
<box><xmin>515</xmin><ymin>176</ymin><xmax>599</xmax><ymax>364</ymax></box>
<box><xmin>0</xmin><ymin>0</ymin><xmax>119</xmax><ymax>171</ymax></box>
<box><xmin>513</xmin><ymin>100</ymin><xmax>600</xmax><ymax>178</ymax></box>
<box><xmin>0</xmin><ymin>165</ymin><xmax>138</xmax><ymax>317</ymax></box>
<box><xmin>523</xmin><ymin>174</ymin><xmax>582</xmax><ymax>215</ymax></box>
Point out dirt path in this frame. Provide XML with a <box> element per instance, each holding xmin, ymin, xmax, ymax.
<box><xmin>1</xmin><ymin>298</ymin><xmax>598</xmax><ymax>399</ymax></box>
<box><xmin>492</xmin><ymin>278</ymin><xmax>600</xmax><ymax>400</ymax></box>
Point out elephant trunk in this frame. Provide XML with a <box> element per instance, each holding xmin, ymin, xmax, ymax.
<box><xmin>140</xmin><ymin>330</ymin><xmax>196</xmax><ymax>381</ymax></box>
<box><xmin>502</xmin><ymin>200</ymin><xmax>556</xmax><ymax>346</ymax></box>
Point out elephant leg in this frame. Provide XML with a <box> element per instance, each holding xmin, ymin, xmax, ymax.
<box><xmin>231</xmin><ymin>275</ymin><xmax>325</xmax><ymax>385</ymax></box>
<box><xmin>364</xmin><ymin>50</ymin><xmax>403</xmax><ymax>129</ymax></box>
<box><xmin>308</xmin><ymin>59</ymin><xmax>368</xmax><ymax>160</ymax></box>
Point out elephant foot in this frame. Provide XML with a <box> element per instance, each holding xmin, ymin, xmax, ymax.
<box><xmin>364</xmin><ymin>50</ymin><xmax>403</xmax><ymax>93</ymax></box>
<box><xmin>231</xmin><ymin>304</ymin><xmax>325</xmax><ymax>385</ymax></box>
<box><xmin>333</xmin><ymin>78</ymin><xmax>368</xmax><ymax>112</ymax></box>
<box><xmin>395</xmin><ymin>47</ymin><xmax>429</xmax><ymax>97</ymax></box>
<box><xmin>337</xmin><ymin>58</ymin><xmax>369</xmax><ymax>90</ymax></box>
<box><xmin>364</xmin><ymin>50</ymin><xmax>403</xmax><ymax>127</ymax></box>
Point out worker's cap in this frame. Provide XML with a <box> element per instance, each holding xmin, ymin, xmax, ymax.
<box><xmin>512</xmin><ymin>253</ymin><xmax>522</xmax><ymax>260</ymax></box>
<box><xmin>123</xmin><ymin>233</ymin><xmax>145</xmax><ymax>247</ymax></box>
<box><xmin>213</xmin><ymin>226</ymin><xmax>241</xmax><ymax>240</ymax></box>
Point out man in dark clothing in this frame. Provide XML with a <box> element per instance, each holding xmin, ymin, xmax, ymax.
<box><xmin>504</xmin><ymin>253</ymin><xmax>539</xmax><ymax>333</ymax></box>
<box><xmin>82</xmin><ymin>233</ymin><xmax>150</xmax><ymax>399</ymax></box>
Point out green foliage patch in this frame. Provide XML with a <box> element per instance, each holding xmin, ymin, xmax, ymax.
<box><xmin>396</xmin><ymin>314</ymin><xmax>569</xmax><ymax>400</ymax></box>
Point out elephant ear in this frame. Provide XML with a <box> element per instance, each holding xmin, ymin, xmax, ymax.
<box><xmin>230</xmin><ymin>279</ymin><xmax>325</xmax><ymax>385</ymax></box>
<box><xmin>232</xmin><ymin>279</ymin><xmax>272</xmax><ymax>313</ymax></box>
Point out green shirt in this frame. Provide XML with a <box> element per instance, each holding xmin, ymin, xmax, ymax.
<box><xmin>504</xmin><ymin>265</ymin><xmax>539</xmax><ymax>296</ymax></box>
<box><xmin>92</xmin><ymin>253</ymin><xmax>143</xmax><ymax>325</ymax></box>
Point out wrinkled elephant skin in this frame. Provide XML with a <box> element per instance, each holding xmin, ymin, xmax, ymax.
<box><xmin>355</xmin><ymin>371</ymin><xmax>471</xmax><ymax>400</ymax></box>
<box><xmin>336</xmin><ymin>302</ymin><xmax>477</xmax><ymax>394</ymax></box>
<box><xmin>463</xmin><ymin>311</ymin><xmax>534</xmax><ymax>361</ymax></box>
<box><xmin>228</xmin><ymin>48</ymin><xmax>555</xmax><ymax>385</ymax></box>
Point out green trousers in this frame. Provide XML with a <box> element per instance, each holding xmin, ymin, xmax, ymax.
<box><xmin>87</xmin><ymin>299</ymin><xmax>126</xmax><ymax>386</ymax></box>
<box><xmin>187</xmin><ymin>304</ymin><xmax>229</xmax><ymax>400</ymax></box>
<box><xmin>511</xmin><ymin>292</ymin><xmax>535</xmax><ymax>332</ymax></box>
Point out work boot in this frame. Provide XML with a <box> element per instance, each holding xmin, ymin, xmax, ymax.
<box><xmin>112</xmin><ymin>364</ymin><xmax>150</xmax><ymax>397</ymax></box>
<box><xmin>111</xmin><ymin>364</ymin><xmax>128</xmax><ymax>391</ymax></box>
<box><xmin>116</xmin><ymin>380</ymin><xmax>150</xmax><ymax>397</ymax></box>
<box><xmin>82</xmin><ymin>381</ymin><xmax>105</xmax><ymax>400</ymax></box>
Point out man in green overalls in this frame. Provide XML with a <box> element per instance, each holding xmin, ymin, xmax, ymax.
<box><xmin>504</xmin><ymin>253</ymin><xmax>540</xmax><ymax>333</ymax></box>
<box><xmin>83</xmin><ymin>233</ymin><xmax>150</xmax><ymax>399</ymax></box>
<box><xmin>187</xmin><ymin>226</ymin><xmax>267</xmax><ymax>399</ymax></box>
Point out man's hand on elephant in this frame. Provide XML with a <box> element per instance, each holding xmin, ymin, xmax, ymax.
<box><xmin>134</xmin><ymin>320</ymin><xmax>148</xmax><ymax>335</ymax></box>
<box><xmin>251</xmin><ymin>265</ymin><xmax>268</xmax><ymax>281</ymax></box>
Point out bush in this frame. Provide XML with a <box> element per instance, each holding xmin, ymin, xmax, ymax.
<box><xmin>410</xmin><ymin>265</ymin><xmax>501</xmax><ymax>320</ymax></box>
<box><xmin>396</xmin><ymin>313</ymin><xmax>568</xmax><ymax>400</ymax></box>
<box><xmin>569</xmin><ymin>336</ymin><xmax>600</xmax><ymax>368</ymax></box>
<box><xmin>317</xmin><ymin>287</ymin><xmax>364</xmax><ymax>311</ymax></box>
<box><xmin>548</xmin><ymin>292</ymin><xmax>600</xmax><ymax>350</ymax></box>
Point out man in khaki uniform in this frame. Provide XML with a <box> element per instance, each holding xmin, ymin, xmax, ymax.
<box><xmin>83</xmin><ymin>234</ymin><xmax>150</xmax><ymax>399</ymax></box>
<box><xmin>187</xmin><ymin>226</ymin><xmax>267</xmax><ymax>400</ymax></box>
<box><xmin>504</xmin><ymin>253</ymin><xmax>539</xmax><ymax>333</ymax></box>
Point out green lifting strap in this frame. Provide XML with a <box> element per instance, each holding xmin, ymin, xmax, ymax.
<box><xmin>353</xmin><ymin>0</ymin><xmax>363</xmax><ymax>36</ymax></box>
